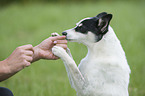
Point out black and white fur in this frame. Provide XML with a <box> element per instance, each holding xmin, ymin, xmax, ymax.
<box><xmin>52</xmin><ymin>12</ymin><xmax>131</xmax><ymax>96</ymax></box>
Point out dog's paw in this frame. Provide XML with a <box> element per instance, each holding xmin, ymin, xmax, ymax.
<box><xmin>52</xmin><ymin>46</ymin><xmax>66</xmax><ymax>58</ymax></box>
<box><xmin>51</xmin><ymin>32</ymin><xmax>60</xmax><ymax>37</ymax></box>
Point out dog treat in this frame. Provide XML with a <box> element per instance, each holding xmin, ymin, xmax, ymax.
<box><xmin>51</xmin><ymin>32</ymin><xmax>60</xmax><ymax>37</ymax></box>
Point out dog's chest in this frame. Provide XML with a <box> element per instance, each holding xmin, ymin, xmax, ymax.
<box><xmin>78</xmin><ymin>57</ymin><xmax>122</xmax><ymax>83</ymax></box>
<box><xmin>78</xmin><ymin>58</ymin><xmax>107</xmax><ymax>80</ymax></box>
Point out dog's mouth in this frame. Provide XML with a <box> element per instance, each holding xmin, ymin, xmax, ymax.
<box><xmin>66</xmin><ymin>37</ymin><xmax>76</xmax><ymax>42</ymax></box>
<box><xmin>66</xmin><ymin>38</ymin><xmax>73</xmax><ymax>41</ymax></box>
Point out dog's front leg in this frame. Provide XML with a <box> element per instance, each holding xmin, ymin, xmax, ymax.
<box><xmin>66</xmin><ymin>48</ymin><xmax>73</xmax><ymax>58</ymax></box>
<box><xmin>52</xmin><ymin>46</ymin><xmax>85</xmax><ymax>90</ymax></box>
<box><xmin>51</xmin><ymin>32</ymin><xmax>73</xmax><ymax>58</ymax></box>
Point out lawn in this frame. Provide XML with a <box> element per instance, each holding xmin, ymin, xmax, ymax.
<box><xmin>0</xmin><ymin>1</ymin><xmax>145</xmax><ymax>96</ymax></box>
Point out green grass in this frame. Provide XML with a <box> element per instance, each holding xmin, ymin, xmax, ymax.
<box><xmin>0</xmin><ymin>1</ymin><xmax>145</xmax><ymax>96</ymax></box>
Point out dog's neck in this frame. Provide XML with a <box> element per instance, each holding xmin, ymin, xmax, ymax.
<box><xmin>83</xmin><ymin>26</ymin><xmax>125</xmax><ymax>59</ymax></box>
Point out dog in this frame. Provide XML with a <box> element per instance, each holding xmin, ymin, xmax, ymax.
<box><xmin>52</xmin><ymin>12</ymin><xmax>131</xmax><ymax>96</ymax></box>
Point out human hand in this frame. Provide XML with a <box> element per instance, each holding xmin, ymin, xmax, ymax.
<box><xmin>32</xmin><ymin>36</ymin><xmax>67</xmax><ymax>62</ymax></box>
<box><xmin>4</xmin><ymin>44</ymin><xmax>34</xmax><ymax>73</ymax></box>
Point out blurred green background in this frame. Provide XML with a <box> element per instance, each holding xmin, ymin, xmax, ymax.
<box><xmin>0</xmin><ymin>0</ymin><xmax>145</xmax><ymax>96</ymax></box>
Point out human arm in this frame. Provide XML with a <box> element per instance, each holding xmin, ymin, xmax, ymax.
<box><xmin>0</xmin><ymin>36</ymin><xmax>67</xmax><ymax>81</ymax></box>
<box><xmin>0</xmin><ymin>44</ymin><xmax>34</xmax><ymax>81</ymax></box>
<box><xmin>32</xmin><ymin>36</ymin><xmax>67</xmax><ymax>62</ymax></box>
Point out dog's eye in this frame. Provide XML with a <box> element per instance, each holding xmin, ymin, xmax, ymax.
<box><xmin>75</xmin><ymin>25</ymin><xmax>87</xmax><ymax>33</ymax></box>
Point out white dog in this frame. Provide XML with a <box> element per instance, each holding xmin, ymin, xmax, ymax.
<box><xmin>52</xmin><ymin>12</ymin><xmax>131</xmax><ymax>96</ymax></box>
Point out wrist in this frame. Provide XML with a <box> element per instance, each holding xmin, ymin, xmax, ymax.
<box><xmin>32</xmin><ymin>46</ymin><xmax>41</xmax><ymax>63</ymax></box>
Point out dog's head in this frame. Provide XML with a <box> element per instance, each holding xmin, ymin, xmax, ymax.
<box><xmin>62</xmin><ymin>12</ymin><xmax>112</xmax><ymax>43</ymax></box>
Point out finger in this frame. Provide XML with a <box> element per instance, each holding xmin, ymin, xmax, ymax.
<box><xmin>22</xmin><ymin>60</ymin><xmax>31</xmax><ymax>68</ymax></box>
<box><xmin>50</xmin><ymin>36</ymin><xmax>66</xmax><ymax>42</ymax></box>
<box><xmin>25</xmin><ymin>50</ymin><xmax>34</xmax><ymax>56</ymax></box>
<box><xmin>25</xmin><ymin>61</ymin><xmax>31</xmax><ymax>67</ymax></box>
<box><xmin>18</xmin><ymin>44</ymin><xmax>34</xmax><ymax>52</ymax></box>
<box><xmin>24</xmin><ymin>55</ymin><xmax>33</xmax><ymax>62</ymax></box>
<box><xmin>56</xmin><ymin>44</ymin><xmax>67</xmax><ymax>50</ymax></box>
<box><xmin>51</xmin><ymin>55</ymin><xmax>59</xmax><ymax>60</ymax></box>
<box><xmin>54</xmin><ymin>40</ymin><xmax>67</xmax><ymax>44</ymax></box>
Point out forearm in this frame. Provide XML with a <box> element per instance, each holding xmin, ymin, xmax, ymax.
<box><xmin>0</xmin><ymin>72</ymin><xmax>16</xmax><ymax>82</ymax></box>
<box><xmin>0</xmin><ymin>60</ymin><xmax>16</xmax><ymax>82</ymax></box>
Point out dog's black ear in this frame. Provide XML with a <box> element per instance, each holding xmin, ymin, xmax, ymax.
<box><xmin>97</xmin><ymin>13</ymin><xmax>112</xmax><ymax>34</ymax></box>
<box><xmin>96</xmin><ymin>12</ymin><xmax>108</xmax><ymax>18</ymax></box>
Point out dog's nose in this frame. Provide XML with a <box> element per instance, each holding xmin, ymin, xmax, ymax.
<box><xmin>62</xmin><ymin>32</ymin><xmax>67</xmax><ymax>36</ymax></box>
